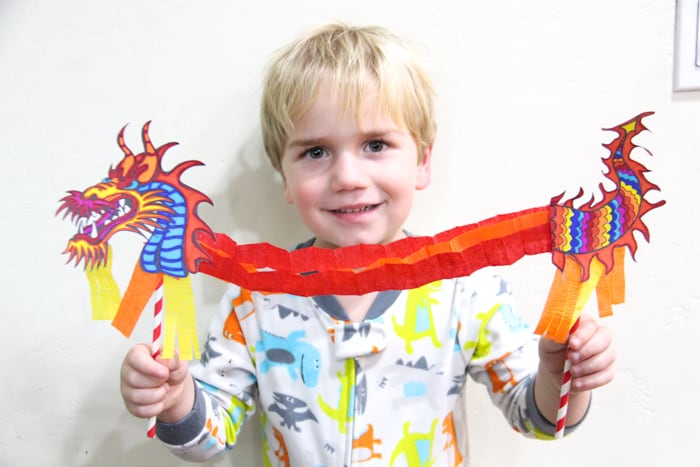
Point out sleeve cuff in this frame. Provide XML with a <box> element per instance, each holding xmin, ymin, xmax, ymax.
<box><xmin>156</xmin><ymin>378</ymin><xmax>207</xmax><ymax>445</ymax></box>
<box><xmin>525</xmin><ymin>376</ymin><xmax>591</xmax><ymax>437</ymax></box>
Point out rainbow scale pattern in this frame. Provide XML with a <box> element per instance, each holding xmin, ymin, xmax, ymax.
<box><xmin>551</xmin><ymin>149</ymin><xmax>642</xmax><ymax>255</ymax></box>
<box><xmin>548</xmin><ymin>111</ymin><xmax>664</xmax><ymax>280</ymax></box>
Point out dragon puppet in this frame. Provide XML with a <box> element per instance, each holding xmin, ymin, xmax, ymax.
<box><xmin>57</xmin><ymin>112</ymin><xmax>663</xmax><ymax>360</ymax></box>
<box><xmin>57</xmin><ymin>122</ymin><xmax>214</xmax><ymax>358</ymax></box>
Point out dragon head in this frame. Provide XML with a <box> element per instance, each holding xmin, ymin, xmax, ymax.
<box><xmin>57</xmin><ymin>122</ymin><xmax>213</xmax><ymax>272</ymax></box>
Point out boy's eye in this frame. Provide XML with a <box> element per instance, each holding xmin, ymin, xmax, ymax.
<box><xmin>304</xmin><ymin>147</ymin><xmax>326</xmax><ymax>160</ymax></box>
<box><xmin>366</xmin><ymin>140</ymin><xmax>386</xmax><ymax>153</ymax></box>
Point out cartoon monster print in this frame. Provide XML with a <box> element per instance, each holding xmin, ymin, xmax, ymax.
<box><xmin>278</xmin><ymin>304</ymin><xmax>309</xmax><ymax>321</ymax></box>
<box><xmin>203</xmin><ymin>416</ymin><xmax>226</xmax><ymax>450</ymax></box>
<box><xmin>484</xmin><ymin>351</ymin><xmax>518</xmax><ymax>394</ymax></box>
<box><xmin>447</xmin><ymin>373</ymin><xmax>466</xmax><ymax>396</ymax></box>
<box><xmin>318</xmin><ymin>358</ymin><xmax>355</xmax><ymax>434</ymax></box>
<box><xmin>355</xmin><ymin>372</ymin><xmax>368</xmax><ymax>415</ymax></box>
<box><xmin>384</xmin><ymin>357</ymin><xmax>442</xmax><ymax>412</ymax></box>
<box><xmin>442</xmin><ymin>412</ymin><xmax>464</xmax><ymax>466</ymax></box>
<box><xmin>390</xmin><ymin>419</ymin><xmax>438</xmax><ymax>466</ymax></box>
<box><xmin>341</xmin><ymin>321</ymin><xmax>371</xmax><ymax>340</ymax></box>
<box><xmin>393</xmin><ymin>281</ymin><xmax>443</xmax><ymax>354</ymax></box>
<box><xmin>271</xmin><ymin>426</ymin><xmax>291</xmax><ymax>467</ymax></box>
<box><xmin>223</xmin><ymin>310</ymin><xmax>247</xmax><ymax>346</ymax></box>
<box><xmin>493</xmin><ymin>276</ymin><xmax>529</xmax><ymax>332</ymax></box>
<box><xmin>352</xmin><ymin>424</ymin><xmax>383</xmax><ymax>463</ymax></box>
<box><xmin>256</xmin><ymin>329</ymin><xmax>321</xmax><ymax>387</ymax></box>
<box><xmin>268</xmin><ymin>392</ymin><xmax>318</xmax><ymax>432</ymax></box>
<box><xmin>200</xmin><ymin>334</ymin><xmax>222</xmax><ymax>367</ymax></box>
<box><xmin>498</xmin><ymin>303</ymin><xmax>529</xmax><ymax>333</ymax></box>
<box><xmin>224</xmin><ymin>287</ymin><xmax>261</xmax><ymax>344</ymax></box>
<box><xmin>462</xmin><ymin>302</ymin><xmax>502</xmax><ymax>358</ymax></box>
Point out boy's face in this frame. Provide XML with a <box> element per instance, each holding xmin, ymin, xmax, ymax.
<box><xmin>280</xmin><ymin>85</ymin><xmax>432</xmax><ymax>249</ymax></box>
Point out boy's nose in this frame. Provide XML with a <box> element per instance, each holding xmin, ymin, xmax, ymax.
<box><xmin>330</xmin><ymin>153</ymin><xmax>370</xmax><ymax>191</ymax></box>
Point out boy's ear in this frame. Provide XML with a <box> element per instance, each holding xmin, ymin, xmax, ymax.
<box><xmin>415</xmin><ymin>143</ymin><xmax>433</xmax><ymax>190</ymax></box>
<box><xmin>282</xmin><ymin>176</ymin><xmax>293</xmax><ymax>204</ymax></box>
<box><xmin>283</xmin><ymin>189</ymin><xmax>293</xmax><ymax>204</ymax></box>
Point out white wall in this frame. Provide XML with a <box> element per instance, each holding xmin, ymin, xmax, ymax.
<box><xmin>1</xmin><ymin>1</ymin><xmax>697</xmax><ymax>466</ymax></box>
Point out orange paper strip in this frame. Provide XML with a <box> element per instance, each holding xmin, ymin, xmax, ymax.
<box><xmin>111</xmin><ymin>264</ymin><xmax>162</xmax><ymax>338</ymax></box>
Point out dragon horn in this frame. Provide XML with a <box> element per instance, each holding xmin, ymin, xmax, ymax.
<box><xmin>117</xmin><ymin>124</ymin><xmax>134</xmax><ymax>157</ymax></box>
<box><xmin>142</xmin><ymin>121</ymin><xmax>156</xmax><ymax>154</ymax></box>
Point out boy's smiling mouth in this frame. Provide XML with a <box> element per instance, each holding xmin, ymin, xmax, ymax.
<box><xmin>329</xmin><ymin>203</ymin><xmax>381</xmax><ymax>214</ymax></box>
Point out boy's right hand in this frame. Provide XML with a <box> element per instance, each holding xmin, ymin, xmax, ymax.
<box><xmin>120</xmin><ymin>344</ymin><xmax>195</xmax><ymax>423</ymax></box>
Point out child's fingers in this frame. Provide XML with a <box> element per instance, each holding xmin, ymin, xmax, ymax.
<box><xmin>161</xmin><ymin>350</ymin><xmax>190</xmax><ymax>385</ymax></box>
<box><xmin>159</xmin><ymin>349</ymin><xmax>181</xmax><ymax>371</ymax></box>
<box><xmin>570</xmin><ymin>355</ymin><xmax>615</xmax><ymax>391</ymax></box>
<box><xmin>569</xmin><ymin>327</ymin><xmax>615</xmax><ymax>391</ymax></box>
<box><xmin>540</xmin><ymin>315</ymin><xmax>597</xmax><ymax>355</ymax></box>
<box><xmin>122</xmin><ymin>344</ymin><xmax>169</xmax><ymax>387</ymax></box>
<box><xmin>122</xmin><ymin>385</ymin><xmax>170</xmax><ymax>418</ymax></box>
<box><xmin>121</xmin><ymin>365</ymin><xmax>166</xmax><ymax>391</ymax></box>
<box><xmin>567</xmin><ymin>314</ymin><xmax>598</xmax><ymax>350</ymax></box>
<box><xmin>570</xmin><ymin>341</ymin><xmax>615</xmax><ymax>376</ymax></box>
<box><xmin>569</xmin><ymin>324</ymin><xmax>613</xmax><ymax>363</ymax></box>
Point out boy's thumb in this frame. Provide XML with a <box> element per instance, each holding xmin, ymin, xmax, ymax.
<box><xmin>166</xmin><ymin>350</ymin><xmax>190</xmax><ymax>375</ymax></box>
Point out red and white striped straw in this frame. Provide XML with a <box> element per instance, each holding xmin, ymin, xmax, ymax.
<box><xmin>147</xmin><ymin>276</ymin><xmax>164</xmax><ymax>439</ymax></box>
<box><xmin>554</xmin><ymin>317</ymin><xmax>580</xmax><ymax>439</ymax></box>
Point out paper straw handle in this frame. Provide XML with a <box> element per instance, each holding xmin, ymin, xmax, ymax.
<box><xmin>554</xmin><ymin>317</ymin><xmax>580</xmax><ymax>439</ymax></box>
<box><xmin>147</xmin><ymin>277</ymin><xmax>164</xmax><ymax>439</ymax></box>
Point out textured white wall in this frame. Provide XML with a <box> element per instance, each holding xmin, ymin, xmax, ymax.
<box><xmin>1</xmin><ymin>1</ymin><xmax>697</xmax><ymax>466</ymax></box>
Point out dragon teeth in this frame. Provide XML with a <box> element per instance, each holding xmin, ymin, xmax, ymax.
<box><xmin>74</xmin><ymin>198</ymin><xmax>134</xmax><ymax>237</ymax></box>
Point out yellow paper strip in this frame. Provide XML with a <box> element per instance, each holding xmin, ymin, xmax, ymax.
<box><xmin>162</xmin><ymin>275</ymin><xmax>200</xmax><ymax>360</ymax></box>
<box><xmin>85</xmin><ymin>245</ymin><xmax>121</xmax><ymax>320</ymax></box>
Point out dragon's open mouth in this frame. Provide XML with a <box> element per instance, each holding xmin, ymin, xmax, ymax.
<box><xmin>57</xmin><ymin>193</ymin><xmax>138</xmax><ymax>245</ymax></box>
<box><xmin>75</xmin><ymin>198</ymin><xmax>134</xmax><ymax>243</ymax></box>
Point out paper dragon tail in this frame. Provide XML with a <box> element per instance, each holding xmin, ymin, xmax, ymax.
<box><xmin>537</xmin><ymin>111</ymin><xmax>664</xmax><ymax>342</ymax></box>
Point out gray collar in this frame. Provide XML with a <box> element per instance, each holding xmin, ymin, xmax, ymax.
<box><xmin>294</xmin><ymin>238</ymin><xmax>401</xmax><ymax>321</ymax></box>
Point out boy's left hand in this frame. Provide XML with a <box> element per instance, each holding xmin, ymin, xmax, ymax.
<box><xmin>538</xmin><ymin>314</ymin><xmax>615</xmax><ymax>393</ymax></box>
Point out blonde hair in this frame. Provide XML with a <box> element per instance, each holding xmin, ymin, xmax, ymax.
<box><xmin>261</xmin><ymin>23</ymin><xmax>436</xmax><ymax>172</ymax></box>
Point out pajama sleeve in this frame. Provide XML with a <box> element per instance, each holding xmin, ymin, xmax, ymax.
<box><xmin>459</xmin><ymin>271</ymin><xmax>587</xmax><ymax>439</ymax></box>
<box><xmin>157</xmin><ymin>285</ymin><xmax>259</xmax><ymax>461</ymax></box>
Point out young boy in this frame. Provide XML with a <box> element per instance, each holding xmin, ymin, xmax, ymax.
<box><xmin>120</xmin><ymin>23</ymin><xmax>614</xmax><ymax>465</ymax></box>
